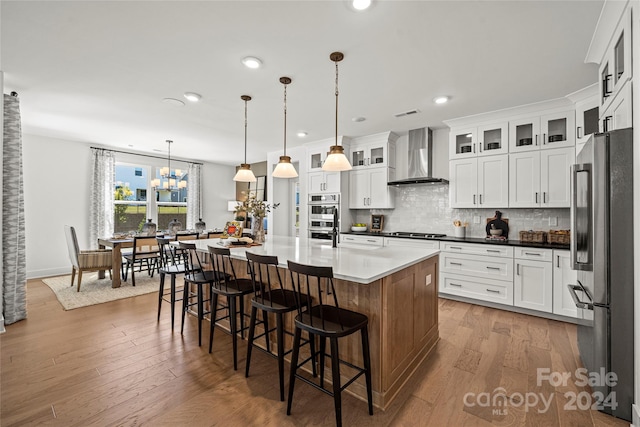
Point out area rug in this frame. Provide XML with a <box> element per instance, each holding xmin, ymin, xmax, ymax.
<box><xmin>42</xmin><ymin>272</ymin><xmax>160</xmax><ymax>310</ymax></box>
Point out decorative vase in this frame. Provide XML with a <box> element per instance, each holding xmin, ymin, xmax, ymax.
<box><xmin>195</xmin><ymin>218</ymin><xmax>206</xmax><ymax>235</ymax></box>
<box><xmin>168</xmin><ymin>218</ymin><xmax>182</xmax><ymax>236</ymax></box>
<box><xmin>252</xmin><ymin>216</ymin><xmax>265</xmax><ymax>244</ymax></box>
<box><xmin>141</xmin><ymin>218</ymin><xmax>156</xmax><ymax>236</ymax></box>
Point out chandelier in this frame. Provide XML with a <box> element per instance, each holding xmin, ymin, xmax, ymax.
<box><xmin>151</xmin><ymin>140</ymin><xmax>187</xmax><ymax>190</ymax></box>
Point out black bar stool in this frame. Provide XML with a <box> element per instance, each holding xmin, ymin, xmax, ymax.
<box><xmin>179</xmin><ymin>242</ymin><xmax>218</xmax><ymax>346</ymax></box>
<box><xmin>286</xmin><ymin>260</ymin><xmax>373</xmax><ymax>427</ymax></box>
<box><xmin>156</xmin><ymin>237</ymin><xmax>185</xmax><ymax>329</ymax></box>
<box><xmin>207</xmin><ymin>246</ymin><xmax>254</xmax><ymax>370</ymax></box>
<box><xmin>245</xmin><ymin>252</ymin><xmax>315</xmax><ymax>401</ymax></box>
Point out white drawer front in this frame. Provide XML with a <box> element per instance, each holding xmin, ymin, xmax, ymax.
<box><xmin>383</xmin><ymin>238</ymin><xmax>440</xmax><ymax>250</ymax></box>
<box><xmin>514</xmin><ymin>247</ymin><xmax>553</xmax><ymax>262</ymax></box>
<box><xmin>441</xmin><ymin>242</ymin><xmax>513</xmax><ymax>258</ymax></box>
<box><xmin>440</xmin><ymin>252</ymin><xmax>513</xmax><ymax>281</ymax></box>
<box><xmin>341</xmin><ymin>235</ymin><xmax>384</xmax><ymax>246</ymax></box>
<box><xmin>440</xmin><ymin>273</ymin><xmax>513</xmax><ymax>305</ymax></box>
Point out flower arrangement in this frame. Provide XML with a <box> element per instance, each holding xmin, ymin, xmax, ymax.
<box><xmin>234</xmin><ymin>194</ymin><xmax>279</xmax><ymax>219</ymax></box>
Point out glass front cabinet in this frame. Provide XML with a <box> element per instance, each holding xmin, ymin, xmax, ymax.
<box><xmin>348</xmin><ymin>131</ymin><xmax>398</xmax><ymax>170</ymax></box>
<box><xmin>449</xmin><ymin>122</ymin><xmax>508</xmax><ymax>159</ymax></box>
<box><xmin>509</xmin><ymin>110</ymin><xmax>575</xmax><ymax>153</ymax></box>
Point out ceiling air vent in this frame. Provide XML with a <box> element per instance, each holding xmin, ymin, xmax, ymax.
<box><xmin>393</xmin><ymin>109</ymin><xmax>420</xmax><ymax>118</ymax></box>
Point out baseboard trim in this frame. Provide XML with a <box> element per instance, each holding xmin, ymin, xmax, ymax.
<box><xmin>27</xmin><ymin>267</ymin><xmax>72</xmax><ymax>280</ymax></box>
<box><xmin>632</xmin><ymin>403</ymin><xmax>639</xmax><ymax>427</ymax></box>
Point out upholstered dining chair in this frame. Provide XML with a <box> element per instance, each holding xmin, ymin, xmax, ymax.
<box><xmin>64</xmin><ymin>225</ymin><xmax>113</xmax><ymax>292</ymax></box>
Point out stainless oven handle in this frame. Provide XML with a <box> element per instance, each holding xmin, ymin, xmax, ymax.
<box><xmin>567</xmin><ymin>284</ymin><xmax>593</xmax><ymax>310</ymax></box>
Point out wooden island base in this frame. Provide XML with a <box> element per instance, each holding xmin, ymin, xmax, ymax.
<box><xmin>227</xmin><ymin>254</ymin><xmax>439</xmax><ymax>410</ymax></box>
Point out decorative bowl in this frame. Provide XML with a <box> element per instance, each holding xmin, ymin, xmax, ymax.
<box><xmin>489</xmin><ymin>229</ymin><xmax>503</xmax><ymax>236</ymax></box>
<box><xmin>351</xmin><ymin>226</ymin><xmax>367</xmax><ymax>232</ymax></box>
<box><xmin>518</xmin><ymin>138</ymin><xmax>533</xmax><ymax>146</ymax></box>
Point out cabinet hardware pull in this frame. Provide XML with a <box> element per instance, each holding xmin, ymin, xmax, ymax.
<box><xmin>557</xmin><ymin>255</ymin><xmax>560</xmax><ymax>268</ymax></box>
<box><xmin>486</xmin><ymin>266</ymin><xmax>501</xmax><ymax>270</ymax></box>
<box><xmin>450</xmin><ymin>283</ymin><xmax>462</xmax><ymax>287</ymax></box>
<box><xmin>450</xmin><ymin>246</ymin><xmax>462</xmax><ymax>250</ymax></box>
<box><xmin>577</xmin><ymin>126</ymin><xmax>583</xmax><ymax>139</ymax></box>
<box><xmin>473</xmin><ymin>143</ymin><xmax>476</xmax><ymax>153</ymax></box>
<box><xmin>524</xmin><ymin>252</ymin><xmax>541</xmax><ymax>256</ymax></box>
<box><xmin>486</xmin><ymin>289</ymin><xmax>500</xmax><ymax>293</ymax></box>
<box><xmin>473</xmin><ymin>194</ymin><xmax>476</xmax><ymax>204</ymax></box>
<box><xmin>535</xmin><ymin>134</ymin><xmax>538</xmax><ymax>146</ymax></box>
<box><xmin>517</xmin><ymin>263</ymin><xmax>520</xmax><ymax>275</ymax></box>
<box><xmin>479</xmin><ymin>143</ymin><xmax>483</xmax><ymax>152</ymax></box>
<box><xmin>486</xmin><ymin>249</ymin><xmax>501</xmax><ymax>253</ymax></box>
<box><xmin>543</xmin><ymin>133</ymin><xmax>546</xmax><ymax>144</ymax></box>
<box><xmin>479</xmin><ymin>194</ymin><xmax>483</xmax><ymax>204</ymax></box>
<box><xmin>543</xmin><ymin>192</ymin><xmax>547</xmax><ymax>203</ymax></box>
<box><xmin>602</xmin><ymin>74</ymin><xmax>612</xmax><ymax>98</ymax></box>
<box><xmin>366</xmin><ymin>239</ymin><xmax>377</xmax><ymax>243</ymax></box>
<box><xmin>535</xmin><ymin>192</ymin><xmax>539</xmax><ymax>203</ymax></box>
<box><xmin>450</xmin><ymin>262</ymin><xmax>463</xmax><ymax>266</ymax></box>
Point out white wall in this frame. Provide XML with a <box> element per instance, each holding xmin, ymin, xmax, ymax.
<box><xmin>632</xmin><ymin>1</ymin><xmax>640</xmax><ymax>424</ymax></box>
<box><xmin>22</xmin><ymin>133</ymin><xmax>236</xmax><ymax>279</ymax></box>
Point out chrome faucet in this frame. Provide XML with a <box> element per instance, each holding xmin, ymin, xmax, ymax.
<box><xmin>332</xmin><ymin>206</ymin><xmax>338</xmax><ymax>248</ymax></box>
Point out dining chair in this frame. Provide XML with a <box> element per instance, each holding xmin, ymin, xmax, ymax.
<box><xmin>64</xmin><ymin>225</ymin><xmax>113</xmax><ymax>292</ymax></box>
<box><xmin>286</xmin><ymin>260</ymin><xmax>373</xmax><ymax>427</ymax></box>
<box><xmin>245</xmin><ymin>252</ymin><xmax>314</xmax><ymax>401</ymax></box>
<box><xmin>157</xmin><ymin>237</ymin><xmax>185</xmax><ymax>330</ymax></box>
<box><xmin>122</xmin><ymin>236</ymin><xmax>160</xmax><ymax>286</ymax></box>
<box><xmin>207</xmin><ymin>246</ymin><xmax>254</xmax><ymax>370</ymax></box>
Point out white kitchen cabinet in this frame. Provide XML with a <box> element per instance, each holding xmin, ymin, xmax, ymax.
<box><xmin>598</xmin><ymin>6</ymin><xmax>633</xmax><ymax>111</ymax></box>
<box><xmin>600</xmin><ymin>79</ymin><xmax>633</xmax><ymax>132</ymax></box>
<box><xmin>439</xmin><ymin>242</ymin><xmax>514</xmax><ymax>306</ymax></box>
<box><xmin>509</xmin><ymin>110</ymin><xmax>575</xmax><ymax>153</ymax></box>
<box><xmin>509</xmin><ymin>147</ymin><xmax>573</xmax><ymax>208</ymax></box>
<box><xmin>450</xmin><ymin>154</ymin><xmax>508</xmax><ymax>208</ymax></box>
<box><xmin>569</xmin><ymin>84</ymin><xmax>600</xmax><ymax>157</ymax></box>
<box><xmin>553</xmin><ymin>250</ymin><xmax>579</xmax><ymax>318</ymax></box>
<box><xmin>514</xmin><ymin>257</ymin><xmax>553</xmax><ymax>313</ymax></box>
<box><xmin>307</xmin><ymin>136</ymin><xmax>350</xmax><ymax>171</ymax></box>
<box><xmin>349</xmin><ymin>131</ymin><xmax>398</xmax><ymax>169</ymax></box>
<box><xmin>384</xmin><ymin>237</ymin><xmax>440</xmax><ymax>250</ymax></box>
<box><xmin>348</xmin><ymin>167</ymin><xmax>395</xmax><ymax>209</ymax></box>
<box><xmin>449</xmin><ymin>122</ymin><xmax>508</xmax><ymax>159</ymax></box>
<box><xmin>309</xmin><ymin>170</ymin><xmax>341</xmax><ymax>194</ymax></box>
<box><xmin>339</xmin><ymin>234</ymin><xmax>384</xmax><ymax>247</ymax></box>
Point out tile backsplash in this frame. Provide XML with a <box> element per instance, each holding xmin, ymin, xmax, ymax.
<box><xmin>353</xmin><ymin>186</ymin><xmax>570</xmax><ymax>239</ymax></box>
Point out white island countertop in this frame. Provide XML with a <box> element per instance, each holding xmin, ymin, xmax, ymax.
<box><xmin>181</xmin><ymin>235</ymin><xmax>439</xmax><ymax>285</ymax></box>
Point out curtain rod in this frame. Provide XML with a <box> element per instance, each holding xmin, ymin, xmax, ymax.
<box><xmin>90</xmin><ymin>146</ymin><xmax>203</xmax><ymax>165</ymax></box>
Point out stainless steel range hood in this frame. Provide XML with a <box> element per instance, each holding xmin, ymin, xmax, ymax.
<box><xmin>387</xmin><ymin>127</ymin><xmax>449</xmax><ymax>186</ymax></box>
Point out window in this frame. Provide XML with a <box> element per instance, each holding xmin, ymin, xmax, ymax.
<box><xmin>114</xmin><ymin>162</ymin><xmax>188</xmax><ymax>233</ymax></box>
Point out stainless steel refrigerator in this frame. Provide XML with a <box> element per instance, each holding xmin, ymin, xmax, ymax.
<box><xmin>570</xmin><ymin>128</ymin><xmax>634</xmax><ymax>421</ymax></box>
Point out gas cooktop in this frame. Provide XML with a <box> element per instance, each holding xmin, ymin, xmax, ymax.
<box><xmin>385</xmin><ymin>231</ymin><xmax>447</xmax><ymax>239</ymax></box>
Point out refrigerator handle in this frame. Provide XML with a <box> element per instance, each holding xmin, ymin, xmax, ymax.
<box><xmin>567</xmin><ymin>284</ymin><xmax>594</xmax><ymax>310</ymax></box>
<box><xmin>571</xmin><ymin>163</ymin><xmax>593</xmax><ymax>270</ymax></box>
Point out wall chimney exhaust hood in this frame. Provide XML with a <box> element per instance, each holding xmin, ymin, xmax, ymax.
<box><xmin>387</xmin><ymin>127</ymin><xmax>449</xmax><ymax>186</ymax></box>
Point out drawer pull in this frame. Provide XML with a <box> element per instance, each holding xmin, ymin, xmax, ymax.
<box><xmin>486</xmin><ymin>289</ymin><xmax>501</xmax><ymax>294</ymax></box>
<box><xmin>449</xmin><ymin>283</ymin><xmax>462</xmax><ymax>287</ymax></box>
<box><xmin>366</xmin><ymin>239</ymin><xmax>378</xmax><ymax>243</ymax></box>
<box><xmin>450</xmin><ymin>262</ymin><xmax>463</xmax><ymax>266</ymax></box>
<box><xmin>449</xmin><ymin>246</ymin><xmax>463</xmax><ymax>250</ymax></box>
<box><xmin>486</xmin><ymin>249</ymin><xmax>501</xmax><ymax>253</ymax></box>
<box><xmin>486</xmin><ymin>266</ymin><xmax>501</xmax><ymax>271</ymax></box>
<box><xmin>524</xmin><ymin>252</ymin><xmax>542</xmax><ymax>256</ymax></box>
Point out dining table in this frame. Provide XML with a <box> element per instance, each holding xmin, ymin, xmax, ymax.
<box><xmin>97</xmin><ymin>237</ymin><xmax>134</xmax><ymax>288</ymax></box>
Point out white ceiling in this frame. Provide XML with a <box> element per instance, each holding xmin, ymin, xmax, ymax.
<box><xmin>2</xmin><ymin>0</ymin><xmax>602</xmax><ymax>166</ymax></box>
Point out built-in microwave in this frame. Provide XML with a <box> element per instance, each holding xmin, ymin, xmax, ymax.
<box><xmin>308</xmin><ymin>194</ymin><xmax>340</xmax><ymax>205</ymax></box>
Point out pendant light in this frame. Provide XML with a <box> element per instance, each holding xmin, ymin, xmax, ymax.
<box><xmin>233</xmin><ymin>95</ymin><xmax>257</xmax><ymax>182</ymax></box>
<box><xmin>272</xmin><ymin>76</ymin><xmax>298</xmax><ymax>178</ymax></box>
<box><xmin>322</xmin><ymin>51</ymin><xmax>352</xmax><ymax>172</ymax></box>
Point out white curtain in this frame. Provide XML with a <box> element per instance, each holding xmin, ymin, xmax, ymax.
<box><xmin>90</xmin><ymin>148</ymin><xmax>115</xmax><ymax>248</ymax></box>
<box><xmin>2</xmin><ymin>93</ymin><xmax>27</xmax><ymax>325</ymax></box>
<box><xmin>186</xmin><ymin>163</ymin><xmax>202</xmax><ymax>229</ymax></box>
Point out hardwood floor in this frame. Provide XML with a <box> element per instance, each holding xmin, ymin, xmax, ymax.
<box><xmin>1</xmin><ymin>279</ymin><xmax>629</xmax><ymax>426</ymax></box>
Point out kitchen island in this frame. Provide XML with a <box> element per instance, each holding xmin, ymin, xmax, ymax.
<box><xmin>185</xmin><ymin>236</ymin><xmax>440</xmax><ymax>410</ymax></box>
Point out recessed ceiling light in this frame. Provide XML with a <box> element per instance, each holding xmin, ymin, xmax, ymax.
<box><xmin>183</xmin><ymin>92</ymin><xmax>202</xmax><ymax>102</ymax></box>
<box><xmin>352</xmin><ymin>0</ymin><xmax>372</xmax><ymax>10</ymax></box>
<box><xmin>433</xmin><ymin>96</ymin><xmax>449</xmax><ymax>104</ymax></box>
<box><xmin>352</xmin><ymin>116</ymin><xmax>366</xmax><ymax>122</ymax></box>
<box><xmin>162</xmin><ymin>98</ymin><xmax>185</xmax><ymax>107</ymax></box>
<box><xmin>297</xmin><ymin>131</ymin><xmax>308</xmax><ymax>138</ymax></box>
<box><xmin>242</xmin><ymin>56</ymin><xmax>263</xmax><ymax>69</ymax></box>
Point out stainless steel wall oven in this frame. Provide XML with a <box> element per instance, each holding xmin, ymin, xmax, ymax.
<box><xmin>308</xmin><ymin>194</ymin><xmax>339</xmax><ymax>240</ymax></box>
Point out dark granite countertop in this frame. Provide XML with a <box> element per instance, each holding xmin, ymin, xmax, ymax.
<box><xmin>340</xmin><ymin>231</ymin><xmax>570</xmax><ymax>250</ymax></box>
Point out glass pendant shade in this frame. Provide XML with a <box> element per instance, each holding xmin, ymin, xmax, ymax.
<box><xmin>323</xmin><ymin>145</ymin><xmax>352</xmax><ymax>171</ymax></box>
<box><xmin>233</xmin><ymin>163</ymin><xmax>257</xmax><ymax>182</ymax></box>
<box><xmin>272</xmin><ymin>155</ymin><xmax>298</xmax><ymax>178</ymax></box>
